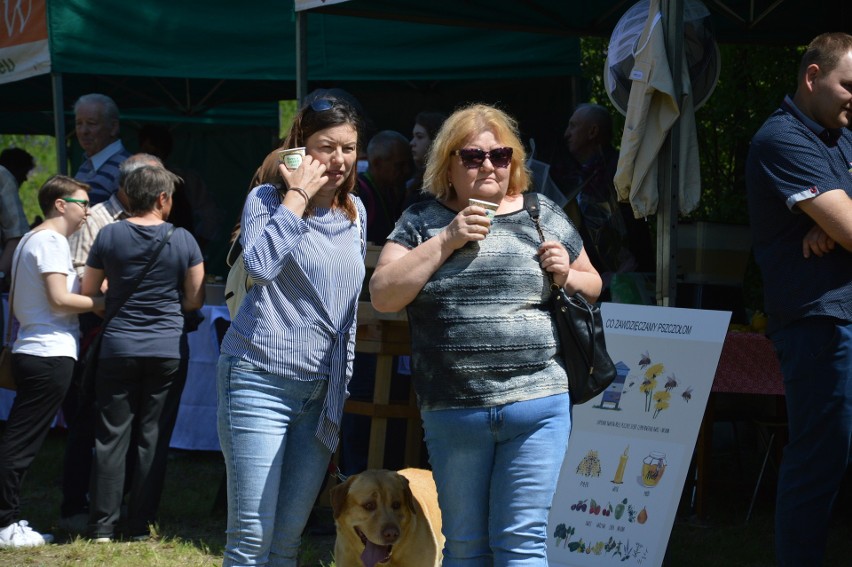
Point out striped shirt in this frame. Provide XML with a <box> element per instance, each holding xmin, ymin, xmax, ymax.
<box><xmin>74</xmin><ymin>140</ymin><xmax>131</xmax><ymax>205</ymax></box>
<box><xmin>388</xmin><ymin>196</ymin><xmax>582</xmax><ymax>411</ymax></box>
<box><xmin>67</xmin><ymin>193</ymin><xmax>129</xmax><ymax>279</ymax></box>
<box><xmin>220</xmin><ymin>184</ymin><xmax>366</xmax><ymax>451</ymax></box>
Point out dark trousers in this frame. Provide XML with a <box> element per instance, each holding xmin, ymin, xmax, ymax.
<box><xmin>0</xmin><ymin>354</ymin><xmax>75</xmax><ymax>527</ymax></box>
<box><xmin>88</xmin><ymin>356</ymin><xmax>186</xmax><ymax>538</ymax></box>
<box><xmin>59</xmin><ymin>378</ymin><xmax>97</xmax><ymax>517</ymax></box>
<box><xmin>772</xmin><ymin>317</ymin><xmax>852</xmax><ymax>567</ymax></box>
<box><xmin>60</xmin><ymin>313</ymin><xmax>102</xmax><ymax>518</ymax></box>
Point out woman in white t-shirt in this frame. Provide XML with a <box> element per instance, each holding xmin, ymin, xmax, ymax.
<box><xmin>0</xmin><ymin>175</ymin><xmax>104</xmax><ymax>549</ymax></box>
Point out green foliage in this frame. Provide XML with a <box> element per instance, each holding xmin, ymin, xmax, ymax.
<box><xmin>690</xmin><ymin>43</ymin><xmax>803</xmax><ymax>224</ymax></box>
<box><xmin>279</xmin><ymin>100</ymin><xmax>298</xmax><ymax>140</ymax></box>
<box><xmin>578</xmin><ymin>38</ymin><xmax>804</xmax><ymax>225</ymax></box>
<box><xmin>0</xmin><ymin>134</ymin><xmax>58</xmax><ymax>225</ymax></box>
<box><xmin>579</xmin><ymin>37</ymin><xmax>625</xmax><ymax>139</ymax></box>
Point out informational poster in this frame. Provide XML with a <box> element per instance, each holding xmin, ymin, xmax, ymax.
<box><xmin>548</xmin><ymin>304</ymin><xmax>730</xmax><ymax>566</ymax></box>
<box><xmin>0</xmin><ymin>0</ymin><xmax>50</xmax><ymax>85</ymax></box>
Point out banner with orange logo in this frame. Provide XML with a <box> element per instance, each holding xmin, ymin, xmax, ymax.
<box><xmin>0</xmin><ymin>0</ymin><xmax>50</xmax><ymax>85</ymax></box>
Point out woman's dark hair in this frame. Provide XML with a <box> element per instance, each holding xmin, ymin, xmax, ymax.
<box><xmin>38</xmin><ymin>175</ymin><xmax>89</xmax><ymax>216</ymax></box>
<box><xmin>282</xmin><ymin>96</ymin><xmax>362</xmax><ymax>221</ymax></box>
<box><xmin>415</xmin><ymin>111</ymin><xmax>448</xmax><ymax>142</ymax></box>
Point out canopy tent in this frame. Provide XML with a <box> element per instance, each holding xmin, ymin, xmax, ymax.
<box><xmin>3</xmin><ymin>0</ymin><xmax>849</xmax><ymax>281</ymax></box>
<box><xmin>0</xmin><ymin>0</ymin><xmax>582</xmax><ymax>275</ymax></box>
<box><xmin>297</xmin><ymin>0</ymin><xmax>851</xmax><ymax>45</ymax></box>
<box><xmin>0</xmin><ymin>0</ymin><xmax>581</xmax><ymax>133</ymax></box>
<box><xmin>294</xmin><ymin>0</ymin><xmax>851</xmax><ymax>305</ymax></box>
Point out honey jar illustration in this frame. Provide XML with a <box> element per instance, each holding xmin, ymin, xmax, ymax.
<box><xmin>641</xmin><ymin>451</ymin><xmax>666</xmax><ymax>487</ymax></box>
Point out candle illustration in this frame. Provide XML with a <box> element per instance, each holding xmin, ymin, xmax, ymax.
<box><xmin>612</xmin><ymin>445</ymin><xmax>629</xmax><ymax>484</ymax></box>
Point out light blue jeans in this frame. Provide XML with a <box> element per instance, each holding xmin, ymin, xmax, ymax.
<box><xmin>421</xmin><ymin>393</ymin><xmax>572</xmax><ymax>567</ymax></box>
<box><xmin>217</xmin><ymin>354</ymin><xmax>331</xmax><ymax>567</ymax></box>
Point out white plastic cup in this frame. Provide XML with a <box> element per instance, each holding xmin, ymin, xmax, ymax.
<box><xmin>278</xmin><ymin>147</ymin><xmax>306</xmax><ymax>170</ymax></box>
<box><xmin>469</xmin><ymin>198</ymin><xmax>499</xmax><ymax>220</ymax></box>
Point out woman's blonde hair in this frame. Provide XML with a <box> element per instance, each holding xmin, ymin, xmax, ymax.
<box><xmin>423</xmin><ymin>103</ymin><xmax>531</xmax><ymax>201</ymax></box>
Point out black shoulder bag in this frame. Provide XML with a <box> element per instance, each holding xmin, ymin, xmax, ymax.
<box><xmin>79</xmin><ymin>225</ymin><xmax>176</xmax><ymax>395</ymax></box>
<box><xmin>524</xmin><ymin>192</ymin><xmax>616</xmax><ymax>405</ymax></box>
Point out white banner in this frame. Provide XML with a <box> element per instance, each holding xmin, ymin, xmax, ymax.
<box><xmin>548</xmin><ymin>303</ymin><xmax>730</xmax><ymax>566</ymax></box>
<box><xmin>0</xmin><ymin>0</ymin><xmax>50</xmax><ymax>85</ymax></box>
<box><xmin>294</xmin><ymin>0</ymin><xmax>352</xmax><ymax>11</ymax></box>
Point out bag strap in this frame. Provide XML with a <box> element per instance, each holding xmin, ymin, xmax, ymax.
<box><xmin>523</xmin><ymin>192</ymin><xmax>557</xmax><ymax>287</ymax></box>
<box><xmin>4</xmin><ymin>231</ymin><xmax>37</xmax><ymax>345</ymax></box>
<box><xmin>525</xmin><ymin>192</ymin><xmax>599</xmax><ymax>373</ymax></box>
<box><xmin>102</xmin><ymin>224</ymin><xmax>176</xmax><ymax>326</ymax></box>
<box><xmin>226</xmin><ymin>235</ymin><xmax>242</xmax><ymax>269</ymax></box>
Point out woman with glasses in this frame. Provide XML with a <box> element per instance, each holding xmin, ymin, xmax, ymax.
<box><xmin>216</xmin><ymin>95</ymin><xmax>366</xmax><ymax>566</ymax></box>
<box><xmin>370</xmin><ymin>104</ymin><xmax>601</xmax><ymax>565</ymax></box>
<box><xmin>0</xmin><ymin>176</ymin><xmax>104</xmax><ymax>548</ymax></box>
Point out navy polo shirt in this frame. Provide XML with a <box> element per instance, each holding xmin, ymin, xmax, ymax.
<box><xmin>746</xmin><ymin>96</ymin><xmax>852</xmax><ymax>334</ymax></box>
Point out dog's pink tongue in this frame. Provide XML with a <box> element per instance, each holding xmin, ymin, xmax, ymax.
<box><xmin>361</xmin><ymin>540</ymin><xmax>391</xmax><ymax>567</ymax></box>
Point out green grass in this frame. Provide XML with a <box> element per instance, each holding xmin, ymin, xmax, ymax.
<box><xmin>1</xmin><ymin>423</ymin><xmax>848</xmax><ymax>566</ymax></box>
<box><xmin>0</xmin><ymin>429</ymin><xmax>335</xmax><ymax>566</ymax></box>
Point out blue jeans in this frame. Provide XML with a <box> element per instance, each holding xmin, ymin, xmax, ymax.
<box><xmin>421</xmin><ymin>393</ymin><xmax>571</xmax><ymax>567</ymax></box>
<box><xmin>771</xmin><ymin>318</ymin><xmax>852</xmax><ymax>567</ymax></box>
<box><xmin>217</xmin><ymin>354</ymin><xmax>332</xmax><ymax>567</ymax></box>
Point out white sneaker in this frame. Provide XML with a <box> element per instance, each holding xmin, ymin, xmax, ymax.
<box><xmin>0</xmin><ymin>520</ymin><xmax>54</xmax><ymax>547</ymax></box>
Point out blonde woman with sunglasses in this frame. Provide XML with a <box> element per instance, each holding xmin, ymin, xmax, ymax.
<box><xmin>370</xmin><ymin>104</ymin><xmax>601</xmax><ymax>566</ymax></box>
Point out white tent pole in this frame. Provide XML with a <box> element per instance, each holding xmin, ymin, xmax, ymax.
<box><xmin>51</xmin><ymin>72</ymin><xmax>68</xmax><ymax>175</ymax></box>
<box><xmin>656</xmin><ymin>0</ymin><xmax>683</xmax><ymax>307</ymax></box>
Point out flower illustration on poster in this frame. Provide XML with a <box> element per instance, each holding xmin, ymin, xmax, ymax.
<box><xmin>601</xmin><ymin>352</ymin><xmax>693</xmax><ymax>419</ymax></box>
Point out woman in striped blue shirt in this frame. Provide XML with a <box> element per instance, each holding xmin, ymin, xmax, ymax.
<box><xmin>216</xmin><ymin>96</ymin><xmax>366</xmax><ymax>567</ymax></box>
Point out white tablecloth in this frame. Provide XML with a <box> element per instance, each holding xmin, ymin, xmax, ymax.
<box><xmin>0</xmin><ymin>301</ymin><xmax>230</xmax><ymax>452</ymax></box>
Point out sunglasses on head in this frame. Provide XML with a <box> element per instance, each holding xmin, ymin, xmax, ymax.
<box><xmin>309</xmin><ymin>98</ymin><xmax>335</xmax><ymax>112</ymax></box>
<box><xmin>452</xmin><ymin>147</ymin><xmax>513</xmax><ymax>169</ymax></box>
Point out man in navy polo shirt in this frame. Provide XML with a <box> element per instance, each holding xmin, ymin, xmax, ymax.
<box><xmin>746</xmin><ymin>32</ymin><xmax>852</xmax><ymax>566</ymax></box>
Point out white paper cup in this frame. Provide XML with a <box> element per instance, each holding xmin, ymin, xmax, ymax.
<box><xmin>278</xmin><ymin>147</ymin><xmax>306</xmax><ymax>170</ymax></box>
<box><xmin>469</xmin><ymin>198</ymin><xmax>499</xmax><ymax>220</ymax></box>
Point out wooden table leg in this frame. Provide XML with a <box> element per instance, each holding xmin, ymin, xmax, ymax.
<box><xmin>693</xmin><ymin>395</ymin><xmax>715</xmax><ymax>520</ymax></box>
<box><xmin>366</xmin><ymin>354</ymin><xmax>393</xmax><ymax>470</ymax></box>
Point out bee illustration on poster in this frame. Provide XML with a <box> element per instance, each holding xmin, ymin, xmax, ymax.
<box><xmin>594</xmin><ymin>351</ymin><xmax>699</xmax><ymax>420</ymax></box>
<box><xmin>548</xmin><ymin>303</ymin><xmax>730</xmax><ymax>566</ymax></box>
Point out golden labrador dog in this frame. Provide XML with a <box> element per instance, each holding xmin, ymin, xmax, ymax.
<box><xmin>330</xmin><ymin>468</ymin><xmax>444</xmax><ymax>567</ymax></box>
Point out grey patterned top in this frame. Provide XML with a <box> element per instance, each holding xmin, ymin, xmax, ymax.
<box><xmin>387</xmin><ymin>194</ymin><xmax>583</xmax><ymax>410</ymax></box>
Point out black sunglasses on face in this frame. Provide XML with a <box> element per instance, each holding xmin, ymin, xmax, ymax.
<box><xmin>452</xmin><ymin>147</ymin><xmax>513</xmax><ymax>169</ymax></box>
